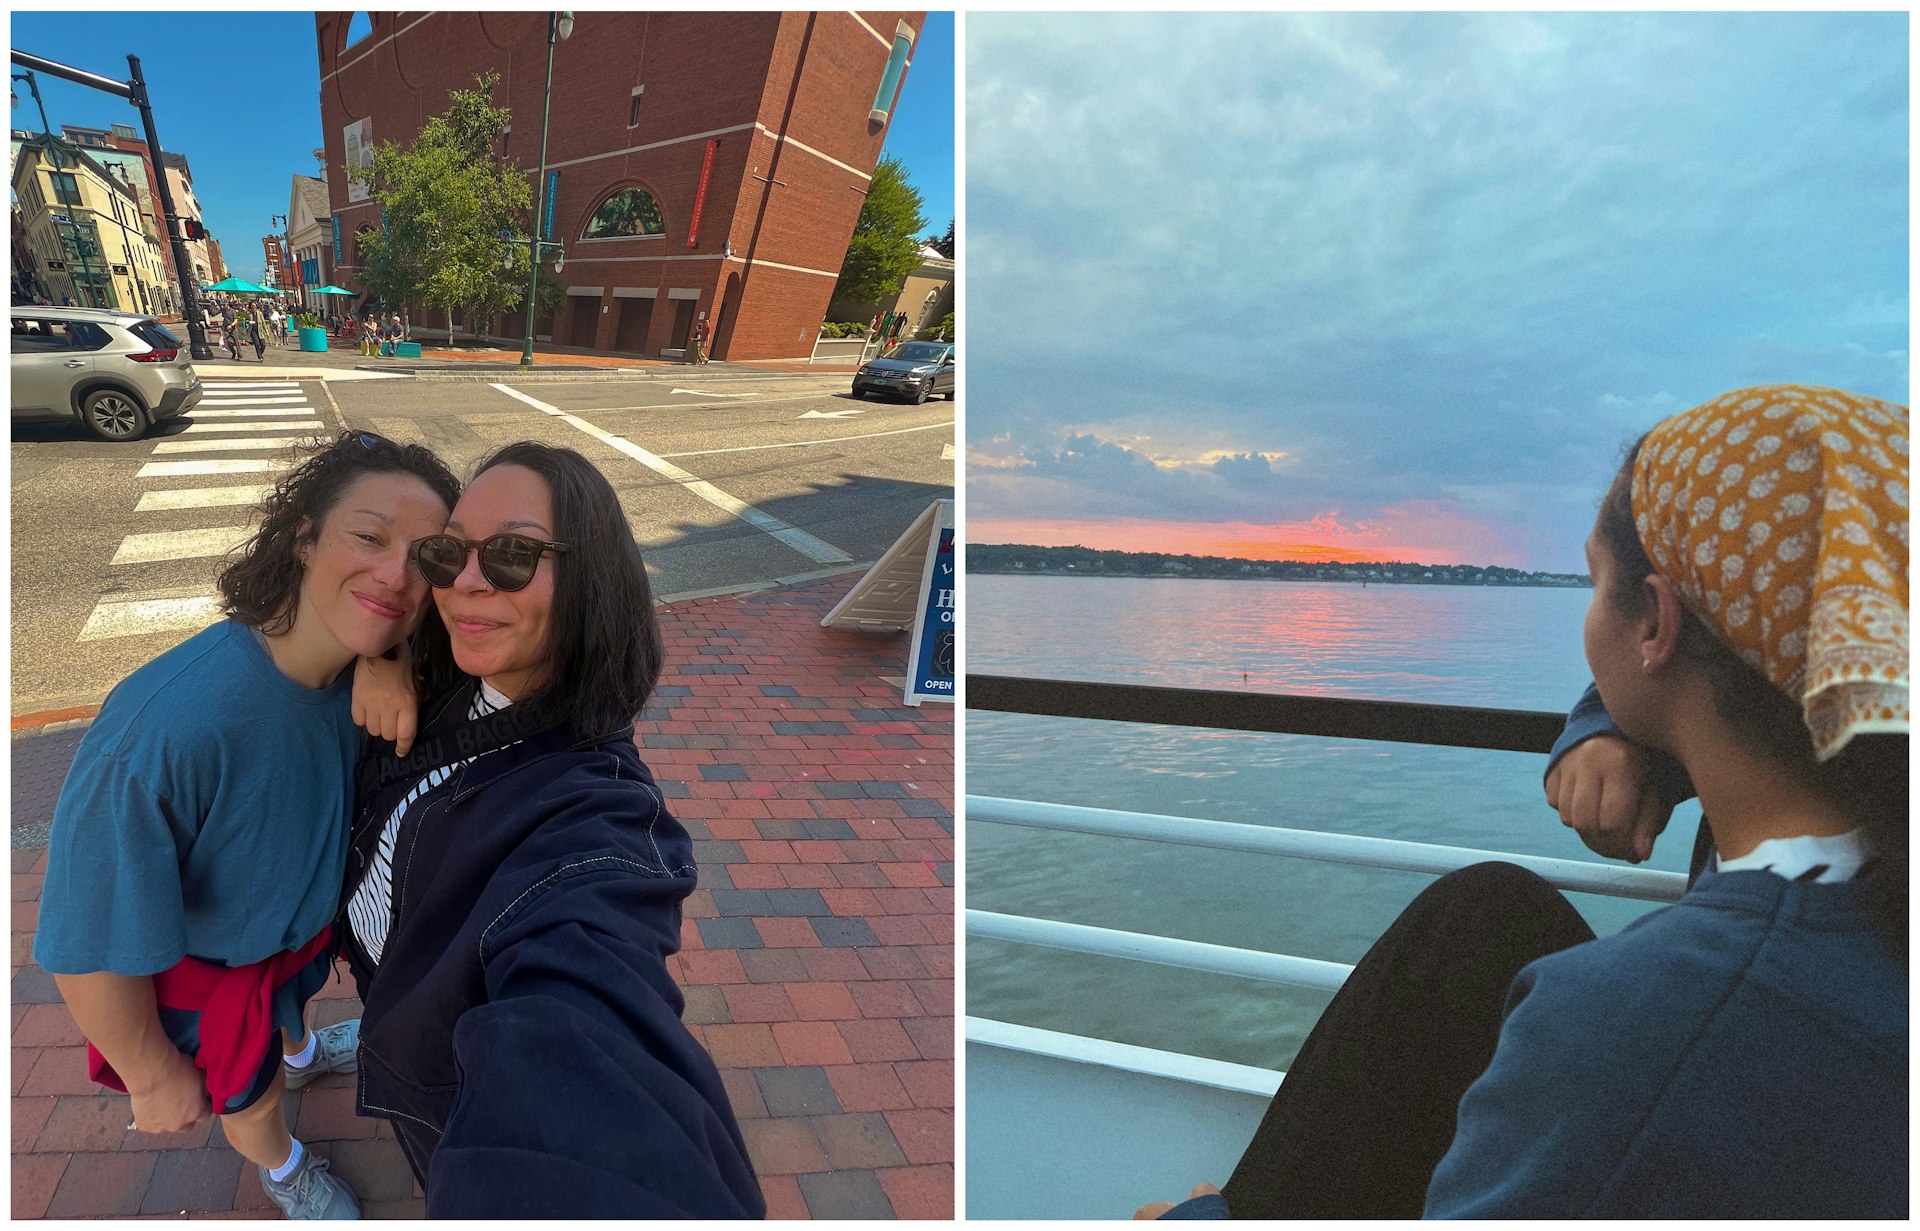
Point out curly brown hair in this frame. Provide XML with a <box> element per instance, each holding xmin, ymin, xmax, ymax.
<box><xmin>216</xmin><ymin>431</ymin><xmax>461</xmax><ymax>634</ymax></box>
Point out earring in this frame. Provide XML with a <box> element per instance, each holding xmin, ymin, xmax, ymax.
<box><xmin>1642</xmin><ymin>658</ymin><xmax>1651</xmax><ymax>673</ymax></box>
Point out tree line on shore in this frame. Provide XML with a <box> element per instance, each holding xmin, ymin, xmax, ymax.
<box><xmin>968</xmin><ymin>543</ymin><xmax>1590</xmax><ymax>587</ymax></box>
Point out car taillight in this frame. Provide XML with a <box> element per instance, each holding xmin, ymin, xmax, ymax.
<box><xmin>128</xmin><ymin>348</ymin><xmax>179</xmax><ymax>363</ymax></box>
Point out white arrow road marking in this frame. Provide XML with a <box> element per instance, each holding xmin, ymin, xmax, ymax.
<box><xmin>80</xmin><ymin>594</ymin><xmax>224</xmax><ymax>641</ymax></box>
<box><xmin>111</xmin><ymin>525</ymin><xmax>252</xmax><ymax>565</ymax></box>
<box><xmin>943</xmin><ymin>443</ymin><xmax>956</xmax><ymax>459</ymax></box>
<box><xmin>150</xmin><ymin>437</ymin><xmax>314</xmax><ymax>454</ymax></box>
<box><xmin>660</xmin><ymin>420</ymin><xmax>954</xmax><ymax>459</ymax></box>
<box><xmin>139</xmin><ymin>458</ymin><xmax>294</xmax><ymax>477</ymax></box>
<box><xmin>669</xmin><ymin>388</ymin><xmax>747</xmax><ymax>398</ymax></box>
<box><xmin>490</xmin><ymin>384</ymin><xmax>852</xmax><ymax>565</ymax></box>
<box><xmin>180</xmin><ymin>420</ymin><xmax>323</xmax><ymax>434</ymax></box>
<box><xmin>136</xmin><ymin>484</ymin><xmax>275</xmax><ymax>512</ymax></box>
<box><xmin>799</xmin><ymin>409</ymin><xmax>864</xmax><ymax>419</ymax></box>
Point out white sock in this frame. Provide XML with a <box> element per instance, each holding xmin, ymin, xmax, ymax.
<box><xmin>285</xmin><ymin>1033</ymin><xmax>317</xmax><ymax>1069</ymax></box>
<box><xmin>267</xmin><ymin>1138</ymin><xmax>306</xmax><ymax>1183</ymax></box>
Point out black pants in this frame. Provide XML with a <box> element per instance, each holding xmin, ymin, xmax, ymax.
<box><xmin>1221</xmin><ymin>862</ymin><xmax>1595</xmax><ymax>1219</ymax></box>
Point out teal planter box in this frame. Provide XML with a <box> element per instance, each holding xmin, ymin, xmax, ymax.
<box><xmin>297</xmin><ymin>327</ymin><xmax>328</xmax><ymax>353</ymax></box>
<box><xmin>394</xmin><ymin>341</ymin><xmax>422</xmax><ymax>358</ymax></box>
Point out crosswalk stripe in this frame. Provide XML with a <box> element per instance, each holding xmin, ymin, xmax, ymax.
<box><xmin>111</xmin><ymin>525</ymin><xmax>252</xmax><ymax>565</ymax></box>
<box><xmin>150</xmin><ymin>437</ymin><xmax>312</xmax><ymax>454</ymax></box>
<box><xmin>180</xmin><ymin>420</ymin><xmax>324</xmax><ymax>434</ymax></box>
<box><xmin>200</xmin><ymin>382</ymin><xmax>301</xmax><ymax>390</ymax></box>
<box><xmin>196</xmin><ymin>395</ymin><xmax>309</xmax><ymax>404</ymax></box>
<box><xmin>183</xmin><ymin>407</ymin><xmax>317</xmax><ymax>418</ymax></box>
<box><xmin>139</xmin><ymin>458</ymin><xmax>294</xmax><ymax>477</ymax></box>
<box><xmin>135</xmin><ymin>484</ymin><xmax>274</xmax><ymax>512</ymax></box>
<box><xmin>79</xmin><ymin>595</ymin><xmax>223</xmax><ymax>642</ymax></box>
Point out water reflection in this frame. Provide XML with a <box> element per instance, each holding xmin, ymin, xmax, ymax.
<box><xmin>967</xmin><ymin>574</ymin><xmax>1694</xmax><ymax>1070</ymax></box>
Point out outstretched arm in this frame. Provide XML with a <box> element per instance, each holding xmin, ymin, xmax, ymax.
<box><xmin>429</xmin><ymin>866</ymin><xmax>765</xmax><ymax>1218</ymax></box>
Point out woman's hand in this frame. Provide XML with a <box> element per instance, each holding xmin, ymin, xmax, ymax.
<box><xmin>1133</xmin><ymin>1183</ymin><xmax>1221</xmax><ymax>1219</ymax></box>
<box><xmin>126</xmin><ymin>1048</ymin><xmax>212</xmax><ymax>1135</ymax></box>
<box><xmin>352</xmin><ymin>645</ymin><xmax>419</xmax><ymax>756</ymax></box>
<box><xmin>1544</xmin><ymin>735</ymin><xmax>1671</xmax><ymax>863</ymax></box>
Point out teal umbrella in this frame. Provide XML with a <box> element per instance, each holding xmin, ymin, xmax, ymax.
<box><xmin>202</xmin><ymin>276</ymin><xmax>275</xmax><ymax>294</ymax></box>
<box><xmin>309</xmin><ymin>285</ymin><xmax>357</xmax><ymax>295</ymax></box>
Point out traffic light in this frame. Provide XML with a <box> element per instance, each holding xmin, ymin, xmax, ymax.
<box><xmin>182</xmin><ymin>219</ymin><xmax>207</xmax><ymax>241</ymax></box>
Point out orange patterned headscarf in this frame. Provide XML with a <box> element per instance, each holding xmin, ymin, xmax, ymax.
<box><xmin>1630</xmin><ymin>385</ymin><xmax>1909</xmax><ymax>761</ymax></box>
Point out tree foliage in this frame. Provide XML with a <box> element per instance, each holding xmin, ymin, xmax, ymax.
<box><xmin>929</xmin><ymin>219</ymin><xmax>954</xmax><ymax>260</ymax></box>
<box><xmin>349</xmin><ymin>71</ymin><xmax>537</xmax><ymax>343</ymax></box>
<box><xmin>831</xmin><ymin>156</ymin><xmax>928</xmax><ymax>306</ymax></box>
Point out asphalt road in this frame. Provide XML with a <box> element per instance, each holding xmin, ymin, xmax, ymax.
<box><xmin>10</xmin><ymin>369</ymin><xmax>955</xmax><ymax>714</ymax></box>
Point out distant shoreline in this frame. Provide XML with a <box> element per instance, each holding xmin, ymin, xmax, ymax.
<box><xmin>967</xmin><ymin>544</ymin><xmax>1591</xmax><ymax>589</ymax></box>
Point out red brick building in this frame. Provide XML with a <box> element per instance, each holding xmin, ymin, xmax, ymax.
<box><xmin>314</xmin><ymin>10</ymin><xmax>929</xmax><ymax>361</ymax></box>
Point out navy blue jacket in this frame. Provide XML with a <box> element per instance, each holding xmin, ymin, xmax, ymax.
<box><xmin>341</xmin><ymin>681</ymin><xmax>764</xmax><ymax>1217</ymax></box>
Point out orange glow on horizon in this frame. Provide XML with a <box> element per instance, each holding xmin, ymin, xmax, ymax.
<box><xmin>966</xmin><ymin>515</ymin><xmax>1526</xmax><ymax>568</ymax></box>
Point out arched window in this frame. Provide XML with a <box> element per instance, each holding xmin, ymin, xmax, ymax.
<box><xmin>582</xmin><ymin>187</ymin><xmax>665</xmax><ymax>240</ymax></box>
<box><xmin>346</xmin><ymin>13</ymin><xmax>373</xmax><ymax>47</ymax></box>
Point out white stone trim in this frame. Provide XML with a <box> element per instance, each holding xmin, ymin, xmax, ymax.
<box><xmin>541</xmin><ymin>123</ymin><xmax>758</xmax><ymax>173</ymax></box>
<box><xmin>611</xmin><ymin>287</ymin><xmax>657</xmax><ymax>299</ymax></box>
<box><xmin>323</xmin><ymin>13</ymin><xmax>436</xmax><ymax>84</ymax></box>
<box><xmin>560</xmin><ymin>252</ymin><xmax>840</xmax><ymax>280</ymax></box>
<box><xmin>666</xmin><ymin>287</ymin><xmax>701</xmax><ymax>301</ymax></box>
<box><xmin>565</xmin><ymin>286</ymin><xmax>604</xmax><ymax>298</ymax></box>
<box><xmin>847</xmin><ymin>12</ymin><xmax>890</xmax><ymax>49</ymax></box>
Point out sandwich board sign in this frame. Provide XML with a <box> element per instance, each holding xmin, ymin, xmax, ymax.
<box><xmin>820</xmin><ymin>499</ymin><xmax>954</xmax><ymax>705</ymax></box>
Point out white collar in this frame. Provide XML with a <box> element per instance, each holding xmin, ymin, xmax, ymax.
<box><xmin>1713</xmin><ymin>830</ymin><xmax>1868</xmax><ymax>883</ymax></box>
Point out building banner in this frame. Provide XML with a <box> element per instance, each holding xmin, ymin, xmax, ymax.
<box><xmin>688</xmin><ymin>139</ymin><xmax>717</xmax><ymax>248</ymax></box>
<box><xmin>544</xmin><ymin>170</ymin><xmax>559</xmax><ymax>240</ymax></box>
<box><xmin>344</xmin><ymin>118</ymin><xmax>373</xmax><ymax>203</ymax></box>
<box><xmin>332</xmin><ymin>216</ymin><xmax>343</xmax><ymax>263</ymax></box>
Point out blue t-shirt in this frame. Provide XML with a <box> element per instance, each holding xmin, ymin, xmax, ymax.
<box><xmin>34</xmin><ymin>620</ymin><xmax>360</xmax><ymax>976</ymax></box>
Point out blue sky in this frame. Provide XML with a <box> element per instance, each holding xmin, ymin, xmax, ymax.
<box><xmin>9</xmin><ymin>10</ymin><xmax>955</xmax><ymax>284</ymax></box>
<box><xmin>966</xmin><ymin>12</ymin><xmax>1909</xmax><ymax>573</ymax></box>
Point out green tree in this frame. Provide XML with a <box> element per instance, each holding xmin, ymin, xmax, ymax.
<box><xmin>929</xmin><ymin>218</ymin><xmax>954</xmax><ymax>259</ymax></box>
<box><xmin>831</xmin><ymin>156</ymin><xmax>928</xmax><ymax>306</ymax></box>
<box><xmin>349</xmin><ymin>71</ymin><xmax>533</xmax><ymax>345</ymax></box>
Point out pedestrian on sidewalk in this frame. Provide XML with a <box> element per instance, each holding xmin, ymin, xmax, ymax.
<box><xmin>32</xmin><ymin>432</ymin><xmax>461</xmax><ymax>1220</ymax></box>
<box><xmin>360</xmin><ymin>312</ymin><xmax>379</xmax><ymax>358</ymax></box>
<box><xmin>687</xmin><ymin>311</ymin><xmax>709</xmax><ymax>365</ymax></box>
<box><xmin>343</xmin><ymin>442</ymin><xmax>764</xmax><ymax>1217</ymax></box>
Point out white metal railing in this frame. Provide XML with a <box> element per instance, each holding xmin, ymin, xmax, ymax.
<box><xmin>968</xmin><ymin>796</ymin><xmax>1688</xmax><ymax>903</ymax></box>
<box><xmin>965</xmin><ymin>796</ymin><xmax>1690</xmax><ymax>1075</ymax></box>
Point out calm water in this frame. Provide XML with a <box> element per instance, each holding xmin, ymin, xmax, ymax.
<box><xmin>966</xmin><ymin>574</ymin><xmax>1699</xmax><ymax>1072</ymax></box>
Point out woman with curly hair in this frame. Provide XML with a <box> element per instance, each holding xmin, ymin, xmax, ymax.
<box><xmin>1142</xmin><ymin>385</ymin><xmax>1906</xmax><ymax>1219</ymax></box>
<box><xmin>35</xmin><ymin>431</ymin><xmax>460</xmax><ymax>1221</ymax></box>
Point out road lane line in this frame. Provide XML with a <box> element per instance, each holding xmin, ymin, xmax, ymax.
<box><xmin>79</xmin><ymin>595</ymin><xmax>223</xmax><ymax>642</ymax></box>
<box><xmin>199</xmin><ymin>381</ymin><xmax>301</xmax><ymax>389</ymax></box>
<box><xmin>661</xmin><ymin>420</ymin><xmax>954</xmax><ymax>458</ymax></box>
<box><xmin>110</xmin><ymin>525</ymin><xmax>252</xmax><ymax>565</ymax></box>
<box><xmin>184</xmin><ymin>407</ymin><xmax>318</xmax><ymax>418</ymax></box>
<box><xmin>149</xmin><ymin>437</ymin><xmax>315</xmax><ymax>454</ymax></box>
<box><xmin>135</xmin><ymin>484</ymin><xmax>274</xmax><ymax>512</ymax></box>
<box><xmin>180</xmin><ymin>419</ymin><xmax>324</xmax><ymax>434</ymax></box>
<box><xmin>138</xmin><ymin>458</ymin><xmax>295</xmax><ymax>477</ymax></box>
<box><xmin>489</xmin><ymin>383</ymin><xmax>852</xmax><ymax>565</ymax></box>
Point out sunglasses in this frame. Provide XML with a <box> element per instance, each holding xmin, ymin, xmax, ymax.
<box><xmin>411</xmin><ymin>533</ymin><xmax>569</xmax><ymax>592</ymax></box>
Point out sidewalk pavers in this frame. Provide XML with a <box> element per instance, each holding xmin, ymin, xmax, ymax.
<box><xmin>10</xmin><ymin>572</ymin><xmax>954</xmax><ymax>1219</ymax></box>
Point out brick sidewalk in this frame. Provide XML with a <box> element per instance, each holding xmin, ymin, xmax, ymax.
<box><xmin>11</xmin><ymin>573</ymin><xmax>954</xmax><ymax>1219</ymax></box>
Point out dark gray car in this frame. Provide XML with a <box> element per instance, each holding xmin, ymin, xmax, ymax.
<box><xmin>852</xmin><ymin>340</ymin><xmax>955</xmax><ymax>404</ymax></box>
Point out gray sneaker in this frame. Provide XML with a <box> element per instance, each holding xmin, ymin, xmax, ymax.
<box><xmin>259</xmin><ymin>1150</ymin><xmax>361</xmax><ymax>1220</ymax></box>
<box><xmin>284</xmin><ymin>1020</ymin><xmax>360</xmax><ymax>1091</ymax></box>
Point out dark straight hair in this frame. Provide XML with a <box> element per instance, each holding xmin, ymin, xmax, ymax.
<box><xmin>420</xmin><ymin>441</ymin><xmax>664</xmax><ymax>739</ymax></box>
<box><xmin>218</xmin><ymin>431</ymin><xmax>461</xmax><ymax>634</ymax></box>
<box><xmin>1597</xmin><ymin>439</ymin><xmax>1907</xmax><ymax>955</ymax></box>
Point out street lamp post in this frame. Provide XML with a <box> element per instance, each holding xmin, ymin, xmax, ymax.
<box><xmin>12</xmin><ymin>70</ymin><xmax>102</xmax><ymax>308</ymax></box>
<box><xmin>10</xmin><ymin>50</ymin><xmax>215</xmax><ymax>358</ymax></box>
<box><xmin>521</xmin><ymin>11</ymin><xmax>573</xmax><ymax>368</ymax></box>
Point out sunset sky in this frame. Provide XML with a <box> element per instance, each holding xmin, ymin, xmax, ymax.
<box><xmin>965</xmin><ymin>12</ymin><xmax>1908</xmax><ymax>574</ymax></box>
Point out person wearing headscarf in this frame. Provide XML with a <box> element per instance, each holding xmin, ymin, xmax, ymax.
<box><xmin>1140</xmin><ymin>385</ymin><xmax>1907</xmax><ymax>1220</ymax></box>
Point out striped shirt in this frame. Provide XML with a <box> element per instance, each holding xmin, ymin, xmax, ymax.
<box><xmin>347</xmin><ymin>681</ymin><xmax>518</xmax><ymax>968</ymax></box>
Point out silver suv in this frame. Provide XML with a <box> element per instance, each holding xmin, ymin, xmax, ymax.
<box><xmin>11</xmin><ymin>306</ymin><xmax>203</xmax><ymax>441</ymax></box>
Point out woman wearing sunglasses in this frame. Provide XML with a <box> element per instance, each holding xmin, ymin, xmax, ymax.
<box><xmin>35</xmin><ymin>432</ymin><xmax>460</xmax><ymax>1220</ymax></box>
<box><xmin>337</xmin><ymin>442</ymin><xmax>763</xmax><ymax>1217</ymax></box>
